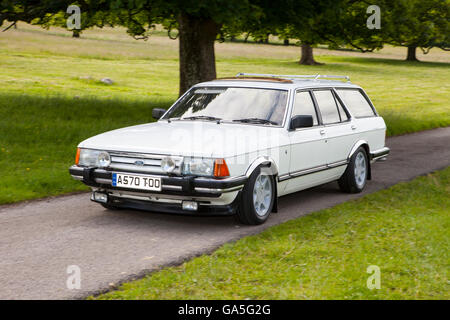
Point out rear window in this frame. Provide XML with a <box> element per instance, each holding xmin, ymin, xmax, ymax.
<box><xmin>336</xmin><ymin>89</ymin><xmax>376</xmax><ymax>118</ymax></box>
<box><xmin>313</xmin><ymin>90</ymin><xmax>340</xmax><ymax>124</ymax></box>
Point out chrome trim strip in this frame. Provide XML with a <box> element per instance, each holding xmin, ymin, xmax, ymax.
<box><xmin>108</xmin><ymin>163</ymin><xmax>166</xmax><ymax>174</ymax></box>
<box><xmin>328</xmin><ymin>160</ymin><xmax>348</xmax><ymax>168</ymax></box>
<box><xmin>108</xmin><ymin>151</ymin><xmax>183</xmax><ymax>160</ymax></box>
<box><xmin>291</xmin><ymin>165</ymin><xmax>327</xmax><ymax>177</ymax></box>
<box><xmin>95</xmin><ymin>178</ymin><xmax>112</xmax><ymax>184</ymax></box>
<box><xmin>110</xmin><ymin>156</ymin><xmax>161</xmax><ymax>166</ymax></box>
<box><xmin>71</xmin><ymin>175</ymin><xmax>83</xmax><ymax>181</ymax></box>
<box><xmin>109</xmin><ymin>192</ymin><xmax>183</xmax><ymax>204</ymax></box>
<box><xmin>280</xmin><ymin>160</ymin><xmax>348</xmax><ymax>182</ymax></box>
<box><xmin>102</xmin><ymin>188</ymin><xmax>239</xmax><ymax>204</ymax></box>
<box><xmin>194</xmin><ymin>175</ymin><xmax>247</xmax><ymax>184</ymax></box>
<box><xmin>194</xmin><ymin>185</ymin><xmax>244</xmax><ymax>194</ymax></box>
<box><xmin>162</xmin><ymin>185</ymin><xmax>183</xmax><ymax>191</ymax></box>
<box><xmin>278</xmin><ymin>174</ymin><xmax>290</xmax><ymax>182</ymax></box>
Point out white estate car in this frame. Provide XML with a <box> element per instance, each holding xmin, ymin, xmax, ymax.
<box><xmin>69</xmin><ymin>73</ymin><xmax>390</xmax><ymax>225</ymax></box>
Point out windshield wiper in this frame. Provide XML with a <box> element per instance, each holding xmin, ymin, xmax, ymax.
<box><xmin>233</xmin><ymin>118</ymin><xmax>277</xmax><ymax>125</ymax></box>
<box><xmin>183</xmin><ymin>116</ymin><xmax>222</xmax><ymax>122</ymax></box>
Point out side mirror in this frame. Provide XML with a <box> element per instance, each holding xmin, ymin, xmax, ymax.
<box><xmin>152</xmin><ymin>108</ymin><xmax>167</xmax><ymax>120</ymax></box>
<box><xmin>290</xmin><ymin>115</ymin><xmax>313</xmax><ymax>130</ymax></box>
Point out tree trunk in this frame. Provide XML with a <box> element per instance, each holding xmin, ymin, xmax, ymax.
<box><xmin>72</xmin><ymin>30</ymin><xmax>80</xmax><ymax>38</ymax></box>
<box><xmin>178</xmin><ymin>14</ymin><xmax>219</xmax><ymax>96</ymax></box>
<box><xmin>283</xmin><ymin>39</ymin><xmax>289</xmax><ymax>46</ymax></box>
<box><xmin>299</xmin><ymin>44</ymin><xmax>321</xmax><ymax>65</ymax></box>
<box><xmin>406</xmin><ymin>46</ymin><xmax>418</xmax><ymax>61</ymax></box>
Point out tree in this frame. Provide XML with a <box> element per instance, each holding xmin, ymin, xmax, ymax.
<box><xmin>279</xmin><ymin>0</ymin><xmax>344</xmax><ymax>65</ymax></box>
<box><xmin>381</xmin><ymin>0</ymin><xmax>449</xmax><ymax>61</ymax></box>
<box><xmin>0</xmin><ymin>0</ymin><xmax>261</xmax><ymax>95</ymax></box>
<box><xmin>325</xmin><ymin>1</ymin><xmax>384</xmax><ymax>53</ymax></box>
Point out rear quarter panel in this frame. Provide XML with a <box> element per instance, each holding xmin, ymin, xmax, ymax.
<box><xmin>354</xmin><ymin>116</ymin><xmax>387</xmax><ymax>152</ymax></box>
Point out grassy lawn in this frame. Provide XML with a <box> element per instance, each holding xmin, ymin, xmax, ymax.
<box><xmin>95</xmin><ymin>167</ymin><xmax>450</xmax><ymax>300</ymax></box>
<box><xmin>0</xmin><ymin>24</ymin><xmax>449</xmax><ymax>204</ymax></box>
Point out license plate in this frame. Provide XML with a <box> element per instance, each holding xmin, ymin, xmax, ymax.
<box><xmin>112</xmin><ymin>173</ymin><xmax>161</xmax><ymax>191</ymax></box>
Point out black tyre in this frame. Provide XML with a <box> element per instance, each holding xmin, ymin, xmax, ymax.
<box><xmin>338</xmin><ymin>147</ymin><xmax>368</xmax><ymax>193</ymax></box>
<box><xmin>236</xmin><ymin>166</ymin><xmax>275</xmax><ymax>225</ymax></box>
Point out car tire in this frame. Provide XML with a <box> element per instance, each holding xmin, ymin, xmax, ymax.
<box><xmin>338</xmin><ymin>146</ymin><xmax>368</xmax><ymax>194</ymax></box>
<box><xmin>236</xmin><ymin>166</ymin><xmax>275</xmax><ymax>225</ymax></box>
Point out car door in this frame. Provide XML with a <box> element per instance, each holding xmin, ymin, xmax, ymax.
<box><xmin>285</xmin><ymin>90</ymin><xmax>328</xmax><ymax>194</ymax></box>
<box><xmin>312</xmin><ymin>89</ymin><xmax>355</xmax><ymax>171</ymax></box>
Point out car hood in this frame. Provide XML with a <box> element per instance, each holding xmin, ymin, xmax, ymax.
<box><xmin>79</xmin><ymin>121</ymin><xmax>284</xmax><ymax>158</ymax></box>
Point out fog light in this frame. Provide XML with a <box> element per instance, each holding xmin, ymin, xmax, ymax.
<box><xmin>98</xmin><ymin>151</ymin><xmax>111</xmax><ymax>168</ymax></box>
<box><xmin>182</xmin><ymin>201</ymin><xmax>198</xmax><ymax>211</ymax></box>
<box><xmin>92</xmin><ymin>192</ymin><xmax>108</xmax><ymax>203</ymax></box>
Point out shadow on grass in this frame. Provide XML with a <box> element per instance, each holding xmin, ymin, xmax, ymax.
<box><xmin>277</xmin><ymin>55</ymin><xmax>450</xmax><ymax>69</ymax></box>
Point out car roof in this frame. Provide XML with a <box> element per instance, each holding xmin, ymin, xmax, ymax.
<box><xmin>195</xmin><ymin>74</ymin><xmax>362</xmax><ymax>90</ymax></box>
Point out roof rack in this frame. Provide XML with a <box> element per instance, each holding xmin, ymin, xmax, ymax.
<box><xmin>216</xmin><ymin>76</ymin><xmax>293</xmax><ymax>83</ymax></box>
<box><xmin>235</xmin><ymin>73</ymin><xmax>350</xmax><ymax>82</ymax></box>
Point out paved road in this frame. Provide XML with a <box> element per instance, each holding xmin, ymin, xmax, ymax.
<box><xmin>1</xmin><ymin>127</ymin><xmax>449</xmax><ymax>299</ymax></box>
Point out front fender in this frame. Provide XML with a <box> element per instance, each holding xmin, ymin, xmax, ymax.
<box><xmin>244</xmin><ymin>156</ymin><xmax>279</xmax><ymax>213</ymax></box>
<box><xmin>245</xmin><ymin>156</ymin><xmax>279</xmax><ymax>177</ymax></box>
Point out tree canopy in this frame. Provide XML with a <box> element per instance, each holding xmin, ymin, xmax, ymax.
<box><xmin>1</xmin><ymin>0</ymin><xmax>448</xmax><ymax>92</ymax></box>
<box><xmin>381</xmin><ymin>0</ymin><xmax>449</xmax><ymax>60</ymax></box>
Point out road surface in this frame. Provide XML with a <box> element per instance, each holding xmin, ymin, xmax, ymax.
<box><xmin>0</xmin><ymin>127</ymin><xmax>449</xmax><ymax>299</ymax></box>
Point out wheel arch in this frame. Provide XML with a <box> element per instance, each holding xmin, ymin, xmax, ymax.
<box><xmin>348</xmin><ymin>140</ymin><xmax>371</xmax><ymax>180</ymax></box>
<box><xmin>244</xmin><ymin>156</ymin><xmax>279</xmax><ymax>213</ymax></box>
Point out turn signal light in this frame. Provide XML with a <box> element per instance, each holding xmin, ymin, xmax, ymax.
<box><xmin>214</xmin><ymin>158</ymin><xmax>230</xmax><ymax>178</ymax></box>
<box><xmin>75</xmin><ymin>148</ymin><xmax>80</xmax><ymax>165</ymax></box>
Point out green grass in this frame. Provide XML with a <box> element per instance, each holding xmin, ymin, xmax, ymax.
<box><xmin>0</xmin><ymin>24</ymin><xmax>449</xmax><ymax>204</ymax></box>
<box><xmin>94</xmin><ymin>167</ymin><xmax>450</xmax><ymax>300</ymax></box>
<box><xmin>0</xmin><ymin>94</ymin><xmax>171</xmax><ymax>203</ymax></box>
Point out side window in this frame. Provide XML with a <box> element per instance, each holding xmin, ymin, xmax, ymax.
<box><xmin>336</xmin><ymin>89</ymin><xmax>376</xmax><ymax>118</ymax></box>
<box><xmin>292</xmin><ymin>91</ymin><xmax>318</xmax><ymax>126</ymax></box>
<box><xmin>335</xmin><ymin>96</ymin><xmax>349</xmax><ymax>122</ymax></box>
<box><xmin>313</xmin><ymin>90</ymin><xmax>340</xmax><ymax>124</ymax></box>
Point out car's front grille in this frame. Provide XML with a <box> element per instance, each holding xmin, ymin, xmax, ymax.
<box><xmin>109</xmin><ymin>152</ymin><xmax>183</xmax><ymax>175</ymax></box>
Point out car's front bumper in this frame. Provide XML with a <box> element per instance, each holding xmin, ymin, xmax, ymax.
<box><xmin>69</xmin><ymin>165</ymin><xmax>247</xmax><ymax>215</ymax></box>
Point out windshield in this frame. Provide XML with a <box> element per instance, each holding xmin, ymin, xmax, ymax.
<box><xmin>163</xmin><ymin>87</ymin><xmax>288</xmax><ymax>126</ymax></box>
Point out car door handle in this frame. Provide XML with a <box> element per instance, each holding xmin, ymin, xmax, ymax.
<box><xmin>320</xmin><ymin>129</ymin><xmax>326</xmax><ymax>135</ymax></box>
<box><xmin>351</xmin><ymin>125</ymin><xmax>357</xmax><ymax>130</ymax></box>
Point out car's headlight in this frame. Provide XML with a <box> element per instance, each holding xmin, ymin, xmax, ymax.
<box><xmin>77</xmin><ymin>149</ymin><xmax>110</xmax><ymax>168</ymax></box>
<box><xmin>161</xmin><ymin>156</ymin><xmax>177</xmax><ymax>173</ymax></box>
<box><xmin>182</xmin><ymin>157</ymin><xmax>215</xmax><ymax>177</ymax></box>
<box><xmin>182</xmin><ymin>157</ymin><xmax>230</xmax><ymax>177</ymax></box>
